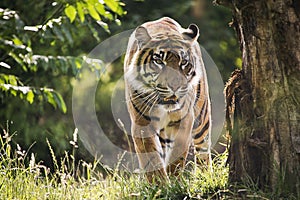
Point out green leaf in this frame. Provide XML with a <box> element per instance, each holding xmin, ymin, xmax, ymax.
<box><xmin>94</xmin><ymin>2</ymin><xmax>113</xmax><ymax>20</ymax></box>
<box><xmin>70</xmin><ymin>58</ymin><xmax>80</xmax><ymax>75</ymax></box>
<box><xmin>53</xmin><ymin>91</ymin><xmax>67</xmax><ymax>113</ymax></box>
<box><xmin>43</xmin><ymin>28</ymin><xmax>54</xmax><ymax>39</ymax></box>
<box><xmin>49</xmin><ymin>56</ymin><xmax>56</xmax><ymax>72</ymax></box>
<box><xmin>52</xmin><ymin>25</ymin><xmax>65</xmax><ymax>42</ymax></box>
<box><xmin>75</xmin><ymin>58</ymin><xmax>82</xmax><ymax>69</ymax></box>
<box><xmin>87</xmin><ymin>23</ymin><xmax>100</xmax><ymax>41</ymax></box>
<box><xmin>12</xmin><ymin>37</ymin><xmax>23</xmax><ymax>46</ymax></box>
<box><xmin>104</xmin><ymin>12</ymin><xmax>113</xmax><ymax>20</ymax></box>
<box><xmin>9</xmin><ymin>52</ymin><xmax>27</xmax><ymax>71</ymax></box>
<box><xmin>95</xmin><ymin>3</ymin><xmax>106</xmax><ymax>15</ymax></box>
<box><xmin>64</xmin><ymin>5</ymin><xmax>77</xmax><ymax>23</ymax></box>
<box><xmin>87</xmin><ymin>3</ymin><xmax>101</xmax><ymax>21</ymax></box>
<box><xmin>97</xmin><ymin>21</ymin><xmax>110</xmax><ymax>33</ymax></box>
<box><xmin>26</xmin><ymin>90</ymin><xmax>34</xmax><ymax>104</ymax></box>
<box><xmin>104</xmin><ymin>0</ymin><xmax>124</xmax><ymax>16</ymax></box>
<box><xmin>11</xmin><ymin>90</ymin><xmax>17</xmax><ymax>97</ymax></box>
<box><xmin>8</xmin><ymin>75</ymin><xmax>18</xmax><ymax>86</ymax></box>
<box><xmin>61</xmin><ymin>25</ymin><xmax>73</xmax><ymax>45</ymax></box>
<box><xmin>57</xmin><ymin>56</ymin><xmax>68</xmax><ymax>73</ymax></box>
<box><xmin>44</xmin><ymin>91</ymin><xmax>57</xmax><ymax>109</ymax></box>
<box><xmin>76</xmin><ymin>2</ymin><xmax>85</xmax><ymax>22</ymax></box>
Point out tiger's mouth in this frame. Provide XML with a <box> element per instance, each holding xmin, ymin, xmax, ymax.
<box><xmin>158</xmin><ymin>94</ymin><xmax>179</xmax><ymax>105</ymax></box>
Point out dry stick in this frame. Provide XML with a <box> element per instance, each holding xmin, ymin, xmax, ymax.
<box><xmin>117</xmin><ymin>119</ymin><xmax>135</xmax><ymax>171</ymax></box>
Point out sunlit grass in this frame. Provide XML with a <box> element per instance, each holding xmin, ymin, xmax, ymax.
<box><xmin>0</xmin><ymin>127</ymin><xmax>276</xmax><ymax>200</ymax></box>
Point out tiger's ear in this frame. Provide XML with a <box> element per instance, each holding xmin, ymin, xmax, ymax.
<box><xmin>182</xmin><ymin>24</ymin><xmax>199</xmax><ymax>43</ymax></box>
<box><xmin>135</xmin><ymin>26</ymin><xmax>151</xmax><ymax>48</ymax></box>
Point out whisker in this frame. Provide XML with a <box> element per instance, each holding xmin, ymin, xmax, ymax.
<box><xmin>137</xmin><ymin>92</ymin><xmax>158</xmax><ymax>121</ymax></box>
<box><xmin>149</xmin><ymin>93</ymin><xmax>159</xmax><ymax>112</ymax></box>
<box><xmin>156</xmin><ymin>87</ymin><xmax>169</xmax><ymax>92</ymax></box>
<box><xmin>126</xmin><ymin>89</ymin><xmax>154</xmax><ymax>103</ymax></box>
<box><xmin>135</xmin><ymin>91</ymin><xmax>157</xmax><ymax>110</ymax></box>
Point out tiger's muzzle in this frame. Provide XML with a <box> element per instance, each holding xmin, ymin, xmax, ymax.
<box><xmin>158</xmin><ymin>94</ymin><xmax>179</xmax><ymax>105</ymax></box>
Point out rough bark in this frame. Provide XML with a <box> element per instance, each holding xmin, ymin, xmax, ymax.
<box><xmin>216</xmin><ymin>0</ymin><xmax>300</xmax><ymax>196</ymax></box>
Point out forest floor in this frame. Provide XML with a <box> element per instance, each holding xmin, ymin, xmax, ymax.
<box><xmin>0</xmin><ymin>130</ymin><xmax>286</xmax><ymax>200</ymax></box>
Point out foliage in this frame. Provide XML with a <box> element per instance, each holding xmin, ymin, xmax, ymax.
<box><xmin>0</xmin><ymin>0</ymin><xmax>125</xmax><ymax>163</ymax></box>
<box><xmin>0</xmin><ymin>0</ymin><xmax>125</xmax><ymax>111</ymax></box>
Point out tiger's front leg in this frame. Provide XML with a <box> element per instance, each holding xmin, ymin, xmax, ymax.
<box><xmin>165</xmin><ymin>112</ymin><xmax>194</xmax><ymax>176</ymax></box>
<box><xmin>132</xmin><ymin>124</ymin><xmax>168</xmax><ymax>182</ymax></box>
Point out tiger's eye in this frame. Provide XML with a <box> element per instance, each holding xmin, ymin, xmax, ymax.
<box><xmin>153</xmin><ymin>59</ymin><xmax>163</xmax><ymax>65</ymax></box>
<box><xmin>181</xmin><ymin>60</ymin><xmax>188</xmax><ymax>66</ymax></box>
<box><xmin>152</xmin><ymin>54</ymin><xmax>164</xmax><ymax>65</ymax></box>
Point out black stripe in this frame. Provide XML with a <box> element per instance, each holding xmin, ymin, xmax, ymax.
<box><xmin>201</xmin><ymin>103</ymin><xmax>208</xmax><ymax>120</ymax></box>
<box><xmin>143</xmin><ymin>72</ymin><xmax>153</xmax><ymax>77</ymax></box>
<box><xmin>133</xmin><ymin>91</ymin><xmax>155</xmax><ymax>107</ymax></box>
<box><xmin>167</xmin><ymin>119</ymin><xmax>181</xmax><ymax>127</ymax></box>
<box><xmin>158</xmin><ymin>135</ymin><xmax>174</xmax><ymax>144</ymax></box>
<box><xmin>167</xmin><ymin>108</ymin><xmax>189</xmax><ymax>127</ymax></box>
<box><xmin>131</xmin><ymin>91</ymin><xmax>160</xmax><ymax>121</ymax></box>
<box><xmin>150</xmin><ymin>116</ymin><xmax>160</xmax><ymax>121</ymax></box>
<box><xmin>142</xmin><ymin>54</ymin><xmax>150</xmax><ymax>74</ymax></box>
<box><xmin>130</xmin><ymin>99</ymin><xmax>151</xmax><ymax>121</ymax></box>
<box><xmin>136</xmin><ymin>50</ymin><xmax>146</xmax><ymax>72</ymax></box>
<box><xmin>133</xmin><ymin>90</ymin><xmax>150</xmax><ymax>99</ymax></box>
<box><xmin>193</xmin><ymin>121</ymin><xmax>209</xmax><ymax>139</ymax></box>
<box><xmin>193</xmin><ymin>100</ymin><xmax>208</xmax><ymax>128</ymax></box>
<box><xmin>159</xmin><ymin>51</ymin><xmax>165</xmax><ymax>59</ymax></box>
<box><xmin>166</xmin><ymin>51</ymin><xmax>171</xmax><ymax>60</ymax></box>
<box><xmin>137</xmin><ymin>49</ymin><xmax>153</xmax><ymax>73</ymax></box>
<box><xmin>159</xmin><ymin>152</ymin><xmax>166</xmax><ymax>159</ymax></box>
<box><xmin>194</xmin><ymin>82</ymin><xmax>201</xmax><ymax>104</ymax></box>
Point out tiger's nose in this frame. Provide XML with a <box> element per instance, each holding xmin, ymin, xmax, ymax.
<box><xmin>168</xmin><ymin>82</ymin><xmax>181</xmax><ymax>92</ymax></box>
<box><xmin>163</xmin><ymin>66</ymin><xmax>185</xmax><ymax>92</ymax></box>
<box><xmin>168</xmin><ymin>75</ymin><xmax>182</xmax><ymax>92</ymax></box>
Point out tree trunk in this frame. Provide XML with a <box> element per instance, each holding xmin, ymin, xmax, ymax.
<box><xmin>216</xmin><ymin>0</ymin><xmax>300</xmax><ymax>196</ymax></box>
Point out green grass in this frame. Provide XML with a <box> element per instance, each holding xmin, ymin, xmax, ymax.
<box><xmin>0</xmin><ymin>128</ymin><xmax>279</xmax><ymax>200</ymax></box>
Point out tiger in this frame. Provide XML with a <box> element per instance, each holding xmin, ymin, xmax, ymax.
<box><xmin>124</xmin><ymin>17</ymin><xmax>211</xmax><ymax>182</ymax></box>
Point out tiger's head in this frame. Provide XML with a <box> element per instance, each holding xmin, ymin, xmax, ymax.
<box><xmin>127</xmin><ymin>23</ymin><xmax>202</xmax><ymax>107</ymax></box>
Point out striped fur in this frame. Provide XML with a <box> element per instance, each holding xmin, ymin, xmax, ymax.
<box><xmin>124</xmin><ymin>17</ymin><xmax>211</xmax><ymax>182</ymax></box>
